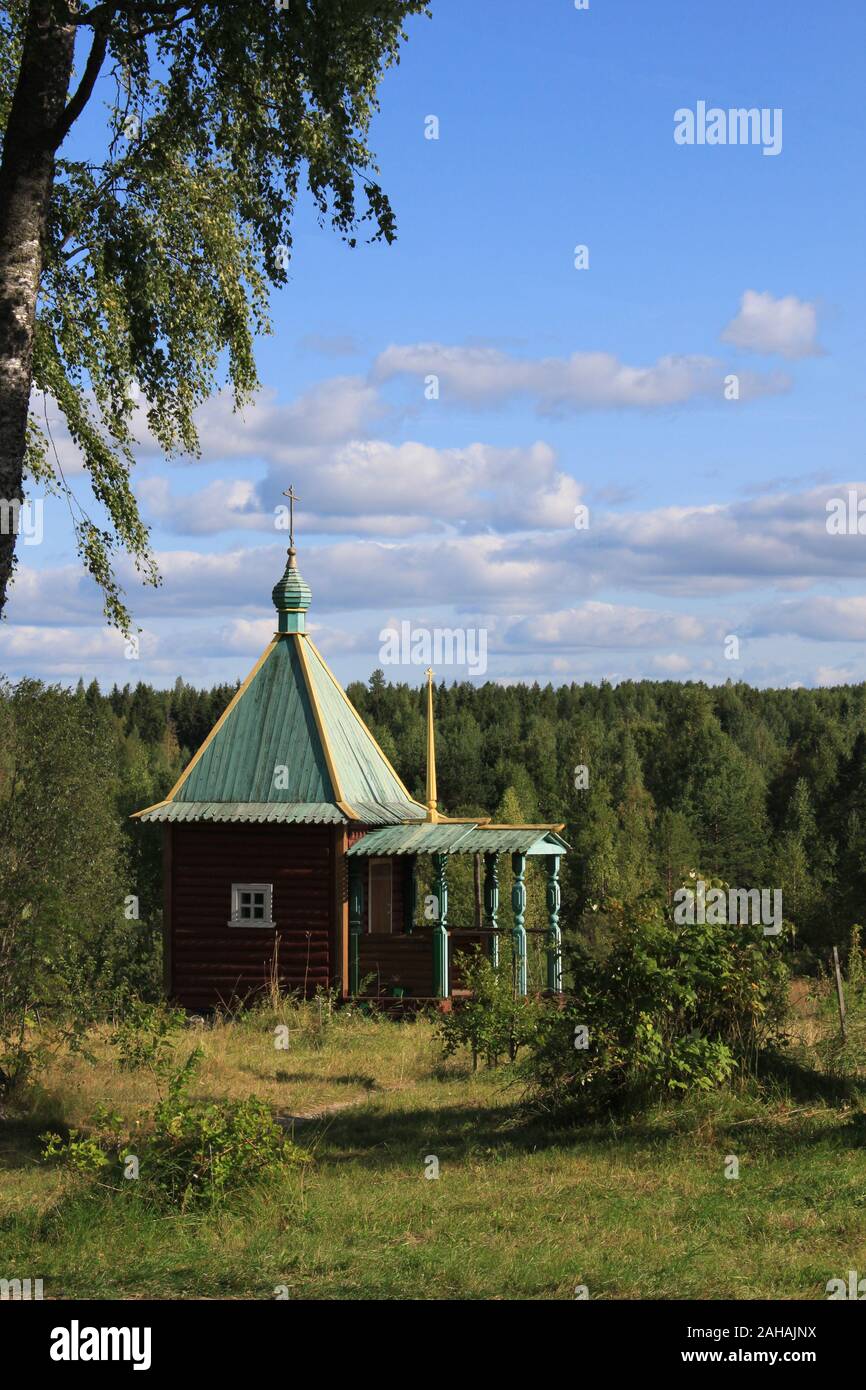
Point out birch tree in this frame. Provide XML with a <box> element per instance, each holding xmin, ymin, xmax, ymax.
<box><xmin>0</xmin><ymin>0</ymin><xmax>427</xmax><ymax>626</ymax></box>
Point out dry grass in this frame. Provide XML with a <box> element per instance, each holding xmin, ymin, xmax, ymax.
<box><xmin>27</xmin><ymin>1000</ymin><xmax>435</xmax><ymax>1125</ymax></box>
<box><xmin>2</xmin><ymin>986</ymin><xmax>866</xmax><ymax>1299</ymax></box>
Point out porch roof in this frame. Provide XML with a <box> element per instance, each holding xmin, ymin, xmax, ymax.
<box><xmin>347</xmin><ymin>822</ymin><xmax>569</xmax><ymax>857</ymax></box>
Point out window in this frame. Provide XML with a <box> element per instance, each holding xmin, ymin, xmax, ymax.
<box><xmin>229</xmin><ymin>883</ymin><xmax>274</xmax><ymax>928</ymax></box>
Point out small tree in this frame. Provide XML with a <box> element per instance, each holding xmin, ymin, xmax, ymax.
<box><xmin>0</xmin><ymin>678</ymin><xmax>130</xmax><ymax>1088</ymax></box>
<box><xmin>437</xmin><ymin>947</ymin><xmax>546</xmax><ymax>1069</ymax></box>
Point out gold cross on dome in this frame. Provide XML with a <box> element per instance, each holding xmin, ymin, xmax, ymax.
<box><xmin>282</xmin><ymin>485</ymin><xmax>300</xmax><ymax>547</ymax></box>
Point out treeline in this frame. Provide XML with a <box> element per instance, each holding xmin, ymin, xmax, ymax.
<box><xmin>3</xmin><ymin>671</ymin><xmax>866</xmax><ymax>1022</ymax></box>
<box><xmin>345</xmin><ymin>673</ymin><xmax>866</xmax><ymax>959</ymax></box>
<box><xmin>80</xmin><ymin>670</ymin><xmax>866</xmax><ymax>953</ymax></box>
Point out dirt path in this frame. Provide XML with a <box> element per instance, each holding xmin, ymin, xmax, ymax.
<box><xmin>276</xmin><ymin>1096</ymin><xmax>368</xmax><ymax>1127</ymax></box>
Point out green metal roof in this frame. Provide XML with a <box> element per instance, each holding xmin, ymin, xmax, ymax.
<box><xmin>134</xmin><ymin>633</ymin><xmax>427</xmax><ymax>825</ymax></box>
<box><xmin>454</xmin><ymin>828</ymin><xmax>569</xmax><ymax>855</ymax></box>
<box><xmin>348</xmin><ymin>823</ymin><xmax>478</xmax><ymax>856</ymax></box>
<box><xmin>137</xmin><ymin>799</ymin><xmax>430</xmax><ymax>826</ymax></box>
<box><xmin>138</xmin><ymin>801</ymin><xmax>347</xmax><ymax>825</ymax></box>
<box><xmin>131</xmin><ymin>546</ymin><xmax>568</xmax><ymax>845</ymax></box>
<box><xmin>303</xmin><ymin>639</ymin><xmax>427</xmax><ymax>814</ymax></box>
<box><xmin>175</xmin><ymin>637</ymin><xmax>331</xmax><ymax>804</ymax></box>
<box><xmin>347</xmin><ymin>824</ymin><xmax>569</xmax><ymax>857</ymax></box>
<box><xmin>345</xmin><ymin>801</ymin><xmax>426</xmax><ymax>825</ymax></box>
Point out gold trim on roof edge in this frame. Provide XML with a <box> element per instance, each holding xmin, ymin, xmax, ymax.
<box><xmin>292</xmin><ymin>632</ymin><xmax>359</xmax><ymax>820</ymax></box>
<box><xmin>132</xmin><ymin>639</ymin><xmax>279</xmax><ymax>816</ymax></box>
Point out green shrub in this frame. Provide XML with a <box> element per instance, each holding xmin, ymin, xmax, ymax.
<box><xmin>847</xmin><ymin>924</ymin><xmax>865</xmax><ymax>989</ymax></box>
<box><xmin>437</xmin><ymin>948</ymin><xmax>550</xmax><ymax>1068</ymax></box>
<box><xmin>42</xmin><ymin>1102</ymin><xmax>126</xmax><ymax>1175</ymax></box>
<box><xmin>144</xmin><ymin>1091</ymin><xmax>308</xmax><ymax>1209</ymax></box>
<box><xmin>521</xmin><ymin>886</ymin><xmax>789</xmax><ymax>1115</ymax></box>
<box><xmin>109</xmin><ymin>998</ymin><xmax>187</xmax><ymax>1071</ymax></box>
<box><xmin>42</xmin><ymin>1011</ymin><xmax>309</xmax><ymax>1209</ymax></box>
<box><xmin>43</xmin><ymin>1088</ymin><xmax>308</xmax><ymax>1210</ymax></box>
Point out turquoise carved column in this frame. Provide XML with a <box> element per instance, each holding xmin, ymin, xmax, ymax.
<box><xmin>348</xmin><ymin>858</ymin><xmax>364</xmax><ymax>995</ymax></box>
<box><xmin>431</xmin><ymin>851</ymin><xmax>449</xmax><ymax>998</ymax></box>
<box><xmin>511</xmin><ymin>850</ymin><xmax>527</xmax><ymax>996</ymax></box>
<box><xmin>545</xmin><ymin>855</ymin><xmax>562</xmax><ymax>993</ymax></box>
<box><xmin>483</xmin><ymin>851</ymin><xmax>500</xmax><ymax>968</ymax></box>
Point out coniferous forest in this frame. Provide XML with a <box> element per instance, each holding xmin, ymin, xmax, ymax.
<box><xmin>3</xmin><ymin>669</ymin><xmax>865</xmax><ymax>1019</ymax></box>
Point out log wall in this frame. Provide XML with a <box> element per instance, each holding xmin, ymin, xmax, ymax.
<box><xmin>168</xmin><ymin>823</ymin><xmax>334</xmax><ymax>1009</ymax></box>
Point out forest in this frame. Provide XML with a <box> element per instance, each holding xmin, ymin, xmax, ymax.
<box><xmin>2</xmin><ymin>668</ymin><xmax>865</xmax><ymax>1023</ymax></box>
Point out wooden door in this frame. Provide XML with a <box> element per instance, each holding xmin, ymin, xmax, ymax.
<box><xmin>368</xmin><ymin>858</ymin><xmax>393</xmax><ymax>933</ymax></box>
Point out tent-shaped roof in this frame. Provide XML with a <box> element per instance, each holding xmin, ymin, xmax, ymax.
<box><xmin>135</xmin><ymin>626</ymin><xmax>428</xmax><ymax>826</ymax></box>
<box><xmin>134</xmin><ymin>536</ymin><xmax>568</xmax><ymax>853</ymax></box>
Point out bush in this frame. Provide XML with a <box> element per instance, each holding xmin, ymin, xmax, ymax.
<box><xmin>144</xmin><ymin>1089</ymin><xmax>307</xmax><ymax>1209</ymax></box>
<box><xmin>437</xmin><ymin>948</ymin><xmax>550</xmax><ymax>1068</ymax></box>
<box><xmin>521</xmin><ymin>886</ymin><xmax>789</xmax><ymax>1115</ymax></box>
<box><xmin>43</xmin><ymin>1086</ymin><xmax>308</xmax><ymax>1210</ymax></box>
<box><xmin>109</xmin><ymin>998</ymin><xmax>187</xmax><ymax>1071</ymax></box>
<box><xmin>42</xmin><ymin>1008</ymin><xmax>309</xmax><ymax>1209</ymax></box>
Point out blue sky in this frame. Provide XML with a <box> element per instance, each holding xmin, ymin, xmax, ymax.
<box><xmin>5</xmin><ymin>0</ymin><xmax>866</xmax><ymax>690</ymax></box>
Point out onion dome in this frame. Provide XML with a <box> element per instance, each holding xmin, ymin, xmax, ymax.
<box><xmin>272</xmin><ymin>547</ymin><xmax>311</xmax><ymax>633</ymax></box>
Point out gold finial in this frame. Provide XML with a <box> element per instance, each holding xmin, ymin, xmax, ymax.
<box><xmin>425</xmin><ymin>667</ymin><xmax>438</xmax><ymax>822</ymax></box>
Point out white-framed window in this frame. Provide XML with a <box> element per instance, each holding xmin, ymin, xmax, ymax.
<box><xmin>229</xmin><ymin>882</ymin><xmax>274</xmax><ymax>928</ymax></box>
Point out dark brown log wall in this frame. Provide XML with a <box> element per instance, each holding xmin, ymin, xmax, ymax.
<box><xmin>356</xmin><ymin>929</ymin><xmax>488</xmax><ymax>997</ymax></box>
<box><xmin>358</xmin><ymin>929</ymin><xmax>433</xmax><ymax>996</ymax></box>
<box><xmin>169</xmin><ymin>824</ymin><xmax>334</xmax><ymax>1009</ymax></box>
<box><xmin>391</xmin><ymin>860</ymin><xmax>405</xmax><ymax>932</ymax></box>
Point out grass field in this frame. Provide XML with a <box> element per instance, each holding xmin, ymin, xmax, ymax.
<box><xmin>2</xmin><ymin>988</ymin><xmax>866</xmax><ymax>1301</ymax></box>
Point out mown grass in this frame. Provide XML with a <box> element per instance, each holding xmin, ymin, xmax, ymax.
<box><xmin>2</xmin><ymin>987</ymin><xmax>866</xmax><ymax>1300</ymax></box>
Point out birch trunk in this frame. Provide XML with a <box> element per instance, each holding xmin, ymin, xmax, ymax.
<box><xmin>0</xmin><ymin>1</ymin><xmax>75</xmax><ymax>615</ymax></box>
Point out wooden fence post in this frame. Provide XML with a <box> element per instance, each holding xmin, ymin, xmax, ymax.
<box><xmin>832</xmin><ymin>945</ymin><xmax>848</xmax><ymax>1041</ymax></box>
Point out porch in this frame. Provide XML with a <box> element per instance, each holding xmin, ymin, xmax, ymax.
<box><xmin>346</xmin><ymin>822</ymin><xmax>569</xmax><ymax>1000</ymax></box>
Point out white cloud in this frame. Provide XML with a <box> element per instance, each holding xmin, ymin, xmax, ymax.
<box><xmin>13</xmin><ymin>482</ymin><xmax>866</xmax><ymax>635</ymax></box>
<box><xmin>721</xmin><ymin>290</ymin><xmax>821</xmax><ymax>359</ymax></box>
<box><xmin>213</xmin><ymin>618</ymin><xmax>278</xmax><ymax>654</ymax></box>
<box><xmin>567</xmin><ymin>484</ymin><xmax>866</xmax><ymax>596</ymax></box>
<box><xmin>374</xmin><ymin>342</ymin><xmax>789</xmax><ymax>412</ymax></box>
<box><xmin>139</xmin><ymin>477</ymin><xmax>267</xmax><ymax>534</ymax></box>
<box><xmin>187</xmin><ymin>379</ymin><xmax>386</xmax><ymax>458</ymax></box>
<box><xmin>25</xmin><ymin>375</ymin><xmax>385</xmax><ymax>487</ymax></box>
<box><xmin>137</xmin><ymin>438</ymin><xmax>582</xmax><ymax>538</ymax></box>
<box><xmin>5</xmin><ymin>562</ymin><xmax>101</xmax><ymax>626</ymax></box>
<box><xmin>815</xmin><ymin>665</ymin><xmax>860</xmax><ymax>686</ymax></box>
<box><xmin>651</xmin><ymin>652</ymin><xmax>693</xmax><ymax>673</ymax></box>
<box><xmin>10</xmin><ymin>475</ymin><xmax>866</xmax><ymax>691</ymax></box>
<box><xmin>750</xmin><ymin>595</ymin><xmax>866</xmax><ymax>642</ymax></box>
<box><xmin>0</xmin><ymin>624</ymin><xmax>153</xmax><ymax>672</ymax></box>
<box><xmin>506</xmin><ymin>603</ymin><xmax>709</xmax><ymax>650</ymax></box>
